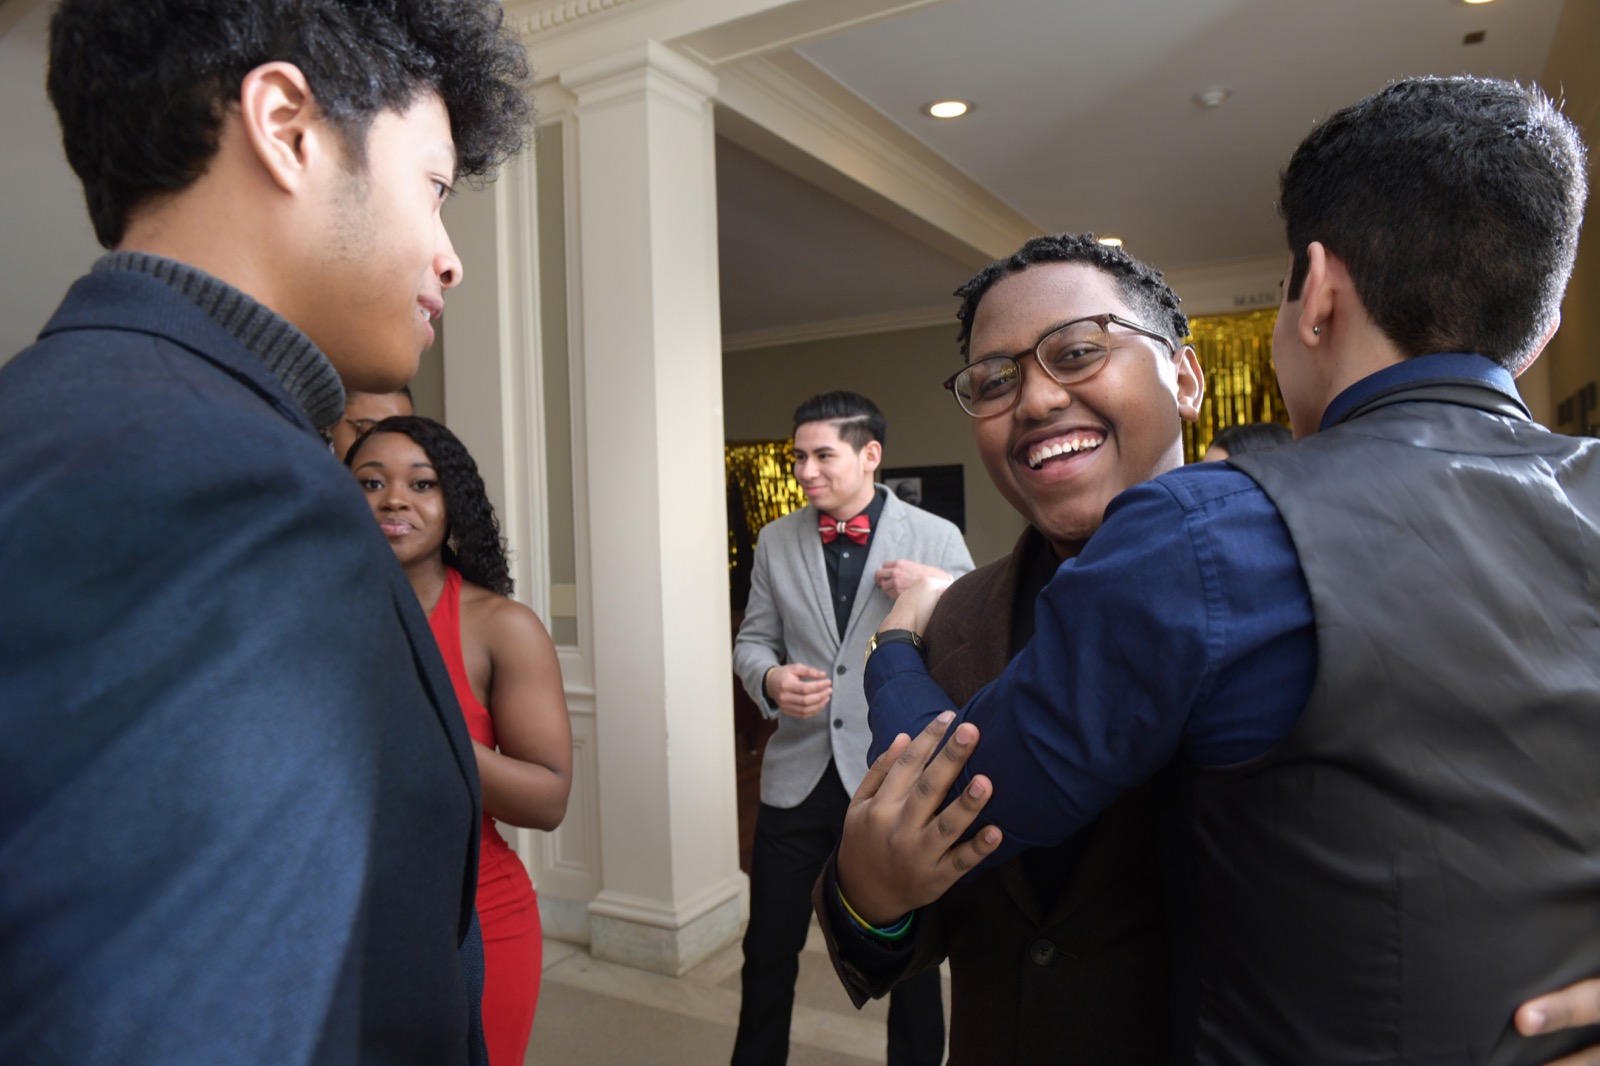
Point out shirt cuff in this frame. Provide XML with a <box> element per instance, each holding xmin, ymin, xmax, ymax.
<box><xmin>864</xmin><ymin>639</ymin><xmax>928</xmax><ymax>700</ymax></box>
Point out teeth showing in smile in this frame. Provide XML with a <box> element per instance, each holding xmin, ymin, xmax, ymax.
<box><xmin>1027</xmin><ymin>435</ymin><xmax>1104</xmax><ymax>470</ymax></box>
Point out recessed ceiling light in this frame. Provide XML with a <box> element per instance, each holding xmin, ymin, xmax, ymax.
<box><xmin>1194</xmin><ymin>87</ymin><xmax>1231</xmax><ymax>109</ymax></box>
<box><xmin>924</xmin><ymin>100</ymin><xmax>972</xmax><ymax>119</ymax></box>
<box><xmin>1098</xmin><ymin>237</ymin><xmax>1124</xmax><ymax>248</ymax></box>
<box><xmin>1462</xmin><ymin>0</ymin><xmax>1495</xmax><ymax>5</ymax></box>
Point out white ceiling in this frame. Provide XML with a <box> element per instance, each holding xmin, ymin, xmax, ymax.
<box><xmin>715</xmin><ymin>136</ymin><xmax>979</xmax><ymax>341</ymax></box>
<box><xmin>0</xmin><ymin>0</ymin><xmax>1575</xmax><ymax>360</ymax></box>
<box><xmin>719</xmin><ymin>0</ymin><xmax>1570</xmax><ymax>337</ymax></box>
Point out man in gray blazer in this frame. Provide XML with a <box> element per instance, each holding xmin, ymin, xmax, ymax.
<box><xmin>731</xmin><ymin>391</ymin><xmax>973</xmax><ymax>1065</ymax></box>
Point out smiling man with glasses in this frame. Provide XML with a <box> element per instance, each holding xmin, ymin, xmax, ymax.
<box><xmin>813</xmin><ymin>233</ymin><xmax>1203</xmax><ymax>1064</ymax></box>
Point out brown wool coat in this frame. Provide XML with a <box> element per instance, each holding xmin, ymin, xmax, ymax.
<box><xmin>815</xmin><ymin>527</ymin><xmax>1171</xmax><ymax>1064</ymax></box>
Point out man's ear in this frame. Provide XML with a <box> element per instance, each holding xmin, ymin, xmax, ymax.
<box><xmin>238</xmin><ymin>62</ymin><xmax>326</xmax><ymax>195</ymax></box>
<box><xmin>860</xmin><ymin>439</ymin><xmax>883</xmax><ymax>474</ymax></box>
<box><xmin>1175</xmin><ymin>345</ymin><xmax>1205</xmax><ymax>422</ymax></box>
<box><xmin>1511</xmin><ymin>312</ymin><xmax>1562</xmax><ymax>378</ymax></box>
<box><xmin>1296</xmin><ymin>241</ymin><xmax>1336</xmax><ymax>347</ymax></box>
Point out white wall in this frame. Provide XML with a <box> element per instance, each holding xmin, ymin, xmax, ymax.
<box><xmin>0</xmin><ymin>0</ymin><xmax>102</xmax><ymax>364</ymax></box>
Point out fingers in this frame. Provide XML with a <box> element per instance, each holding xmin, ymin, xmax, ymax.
<box><xmin>838</xmin><ymin>716</ymin><xmax>998</xmax><ymax>923</ymax></box>
<box><xmin>774</xmin><ymin>664</ymin><xmax>832</xmax><ymax>717</ymax></box>
<box><xmin>877</xmin><ymin>712</ymin><xmax>956</xmax><ymax>803</ymax></box>
<box><xmin>1518</xmin><ymin>978</ymin><xmax>1600</xmax><ymax>1037</ymax></box>
<box><xmin>930</xmin><ymin>768</ymin><xmax>993</xmax><ymax>844</ymax></box>
<box><xmin>853</xmin><ymin>732</ymin><xmax>911</xmax><ymax>802</ymax></box>
<box><xmin>909</xmin><ymin>720</ymin><xmax>980</xmax><ymax>810</ymax></box>
<box><xmin>780</xmin><ymin>694</ymin><xmax>830</xmax><ymax>718</ymax></box>
<box><xmin>944</xmin><ymin>794</ymin><xmax>1003</xmax><ymax>876</ymax></box>
<box><xmin>875</xmin><ymin>563</ymin><xmax>910</xmax><ymax>599</ymax></box>
<box><xmin>779</xmin><ymin>682</ymin><xmax>831</xmax><ymax>718</ymax></box>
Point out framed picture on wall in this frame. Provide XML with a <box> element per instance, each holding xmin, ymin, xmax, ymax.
<box><xmin>881</xmin><ymin>464</ymin><xmax>964</xmax><ymax>531</ymax></box>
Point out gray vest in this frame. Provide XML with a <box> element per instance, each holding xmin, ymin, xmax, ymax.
<box><xmin>1202</xmin><ymin>382</ymin><xmax>1600</xmax><ymax>1064</ymax></box>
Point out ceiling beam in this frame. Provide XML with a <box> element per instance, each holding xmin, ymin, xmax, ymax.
<box><xmin>715</xmin><ymin>51</ymin><xmax>1038</xmax><ymax>263</ymax></box>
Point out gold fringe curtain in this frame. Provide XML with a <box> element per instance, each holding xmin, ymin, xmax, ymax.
<box><xmin>1183</xmin><ymin>308</ymin><xmax>1291</xmax><ymax>462</ymax></box>
<box><xmin>726</xmin><ymin>440</ymin><xmax>806</xmax><ymax>574</ymax></box>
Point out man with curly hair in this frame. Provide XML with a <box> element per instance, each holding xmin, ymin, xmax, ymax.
<box><xmin>815</xmin><ymin>234</ymin><xmax>1199</xmax><ymax>1064</ymax></box>
<box><xmin>0</xmin><ymin>2</ymin><xmax>531</xmax><ymax>1062</ymax></box>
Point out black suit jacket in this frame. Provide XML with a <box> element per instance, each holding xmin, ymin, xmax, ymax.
<box><xmin>0</xmin><ymin>270</ymin><xmax>483</xmax><ymax>1064</ymax></box>
<box><xmin>817</xmin><ymin>527</ymin><xmax>1170</xmax><ymax>1064</ymax></box>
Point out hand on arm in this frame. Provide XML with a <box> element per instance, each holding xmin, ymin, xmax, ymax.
<box><xmin>874</xmin><ymin>560</ymin><xmax>952</xmax><ymax>601</ymax></box>
<box><xmin>1519</xmin><ymin>978</ymin><xmax>1600</xmax><ymax>1065</ymax></box>
<box><xmin>835</xmin><ymin>711</ymin><xmax>1002</xmax><ymax>926</ymax></box>
<box><xmin>765</xmin><ymin>662</ymin><xmax>832</xmax><ymax>718</ymax></box>
<box><xmin>471</xmin><ymin>599</ymin><xmax>573</xmax><ymax>830</ymax></box>
<box><xmin>876</xmin><ymin>575</ymin><xmax>951</xmax><ymax>636</ymax></box>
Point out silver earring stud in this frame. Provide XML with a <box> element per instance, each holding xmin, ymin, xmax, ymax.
<box><xmin>1312</xmin><ymin>326</ymin><xmax>1321</xmax><ymax>335</ymax></box>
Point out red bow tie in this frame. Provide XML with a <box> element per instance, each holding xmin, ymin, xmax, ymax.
<box><xmin>819</xmin><ymin>513</ymin><xmax>871</xmax><ymax>546</ymax></box>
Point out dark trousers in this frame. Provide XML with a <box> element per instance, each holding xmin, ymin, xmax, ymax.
<box><xmin>731</xmin><ymin>760</ymin><xmax>944</xmax><ymax>1066</ymax></box>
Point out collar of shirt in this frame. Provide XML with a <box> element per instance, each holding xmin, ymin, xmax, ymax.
<box><xmin>1320</xmin><ymin>352</ymin><xmax>1525</xmax><ymax>432</ymax></box>
<box><xmin>820</xmin><ymin>484</ymin><xmax>888</xmax><ymax>548</ymax></box>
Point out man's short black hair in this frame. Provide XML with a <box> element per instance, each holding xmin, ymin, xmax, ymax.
<box><xmin>1280</xmin><ymin>76</ymin><xmax>1587</xmax><ymax>371</ymax></box>
<box><xmin>1212</xmin><ymin>421</ymin><xmax>1292</xmax><ymax>457</ymax></box>
<box><xmin>954</xmin><ymin>233</ymin><xmax>1189</xmax><ymax>358</ymax></box>
<box><xmin>48</xmin><ymin>0</ymin><xmax>532</xmax><ymax>248</ymax></box>
<box><xmin>793</xmin><ymin>391</ymin><xmax>887</xmax><ymax>452</ymax></box>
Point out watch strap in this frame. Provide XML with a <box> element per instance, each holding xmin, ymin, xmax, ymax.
<box><xmin>865</xmin><ymin>628</ymin><xmax>924</xmax><ymax>669</ymax></box>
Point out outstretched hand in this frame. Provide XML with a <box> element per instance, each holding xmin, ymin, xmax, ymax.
<box><xmin>1518</xmin><ymin>977</ymin><xmax>1600</xmax><ymax>1065</ymax></box>
<box><xmin>835</xmin><ymin>710</ymin><xmax>1002</xmax><ymax>927</ymax></box>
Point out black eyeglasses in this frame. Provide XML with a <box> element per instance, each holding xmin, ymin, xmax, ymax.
<box><xmin>943</xmin><ymin>313</ymin><xmax>1176</xmax><ymax>417</ymax></box>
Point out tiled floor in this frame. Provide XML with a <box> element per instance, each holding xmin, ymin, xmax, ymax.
<box><xmin>527</xmin><ymin>918</ymin><xmax>947</xmax><ymax>1065</ymax></box>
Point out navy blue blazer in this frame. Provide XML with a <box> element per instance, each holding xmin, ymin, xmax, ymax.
<box><xmin>0</xmin><ymin>269</ymin><xmax>484</xmax><ymax>1064</ymax></box>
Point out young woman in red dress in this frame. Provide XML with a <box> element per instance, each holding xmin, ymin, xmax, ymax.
<box><xmin>348</xmin><ymin>416</ymin><xmax>572</xmax><ymax>1065</ymax></box>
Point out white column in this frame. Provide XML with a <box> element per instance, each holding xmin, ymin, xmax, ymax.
<box><xmin>560</xmin><ymin>41</ymin><xmax>743</xmax><ymax>976</ymax></box>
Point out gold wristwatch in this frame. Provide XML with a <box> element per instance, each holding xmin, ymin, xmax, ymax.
<box><xmin>864</xmin><ymin>628</ymin><xmax>924</xmax><ymax>670</ymax></box>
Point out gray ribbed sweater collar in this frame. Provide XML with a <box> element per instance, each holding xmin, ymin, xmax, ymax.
<box><xmin>94</xmin><ymin>251</ymin><xmax>345</xmax><ymax>430</ymax></box>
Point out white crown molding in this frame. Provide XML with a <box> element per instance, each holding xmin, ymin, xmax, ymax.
<box><xmin>509</xmin><ymin>0</ymin><xmax>645</xmax><ymax>37</ymax></box>
<box><xmin>559</xmin><ymin>38</ymin><xmax>719</xmax><ymax>102</ymax></box>
<box><xmin>672</xmin><ymin>0</ymin><xmax>951</xmax><ymax>67</ymax></box>
<box><xmin>723</xmin><ymin>304</ymin><xmax>955</xmax><ymax>352</ymax></box>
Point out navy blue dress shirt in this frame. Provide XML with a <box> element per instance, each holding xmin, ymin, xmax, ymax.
<box><xmin>866</xmin><ymin>354</ymin><xmax>1520</xmax><ymax>864</ymax></box>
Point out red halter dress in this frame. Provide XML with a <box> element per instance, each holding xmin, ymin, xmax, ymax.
<box><xmin>429</xmin><ymin>567</ymin><xmax>542</xmax><ymax>1064</ymax></box>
